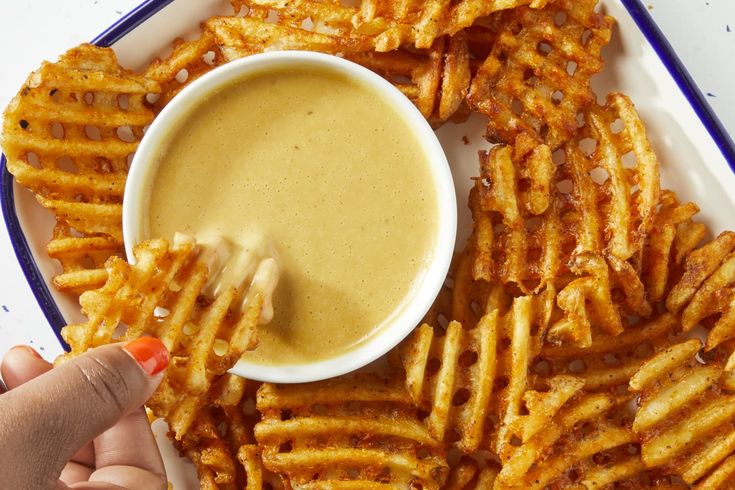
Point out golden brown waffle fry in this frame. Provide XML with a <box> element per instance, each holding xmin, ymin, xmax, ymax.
<box><xmin>630</xmin><ymin>339</ymin><xmax>735</xmax><ymax>487</ymax></box>
<box><xmin>144</xmin><ymin>31</ymin><xmax>225</xmax><ymax>113</ymax></box>
<box><xmin>470</xmin><ymin>96</ymin><xmax>659</xmax><ymax>346</ymax></box>
<box><xmin>1</xmin><ymin>44</ymin><xmax>160</xmax><ymax>293</ymax></box>
<box><xmin>61</xmin><ymin>235</ymin><xmax>279</xmax><ymax>440</ymax></box>
<box><xmin>468</xmin><ymin>0</ymin><xmax>613</xmax><ymax>149</ymax></box>
<box><xmin>641</xmin><ymin>190</ymin><xmax>705</xmax><ymax>305</ymax></box>
<box><xmin>234</xmin><ymin>0</ymin><xmax>368</xmax><ymax>46</ymax></box>
<box><xmin>444</xmin><ymin>457</ymin><xmax>499</xmax><ymax>490</ymax></box>
<box><xmin>401</xmin><ymin>288</ymin><xmax>554</xmax><ymax>454</ymax></box>
<box><xmin>666</xmin><ymin>231</ymin><xmax>735</xmax><ymax>369</ymax></box>
<box><xmin>352</xmin><ymin>0</ymin><xmax>551</xmax><ymax>51</ymax></box>
<box><xmin>205</xmin><ymin>15</ymin><xmax>458</xmax><ymax>121</ymax></box>
<box><xmin>255</xmin><ymin>374</ymin><xmax>449</xmax><ymax>488</ymax></box>
<box><xmin>176</xmin><ymin>377</ymin><xmax>283</xmax><ymax>490</ymax></box>
<box><xmin>471</xmin><ymin>93</ymin><xmax>660</xmax><ymax>294</ymax></box>
<box><xmin>537</xmin><ymin>312</ymin><xmax>680</xmax><ymax>392</ymax></box>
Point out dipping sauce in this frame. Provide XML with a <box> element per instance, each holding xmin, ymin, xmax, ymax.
<box><xmin>148</xmin><ymin>66</ymin><xmax>439</xmax><ymax>365</ymax></box>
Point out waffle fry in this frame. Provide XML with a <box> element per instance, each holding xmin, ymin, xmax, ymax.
<box><xmin>60</xmin><ymin>235</ymin><xmax>279</xmax><ymax>440</ymax></box>
<box><xmin>177</xmin><ymin>377</ymin><xmax>284</xmax><ymax>490</ymax></box>
<box><xmin>255</xmin><ymin>374</ymin><xmax>449</xmax><ymax>488</ymax></box>
<box><xmin>641</xmin><ymin>190</ymin><xmax>705</xmax><ymax>305</ymax></box>
<box><xmin>471</xmin><ymin>93</ymin><xmax>660</xmax><ymax>293</ymax></box>
<box><xmin>665</xmin><ymin>232</ymin><xmax>735</xmax><ymax>370</ymax></box>
<box><xmin>205</xmin><ymin>16</ymin><xmax>459</xmax><ymax>121</ymax></box>
<box><xmin>468</xmin><ymin>0</ymin><xmax>613</xmax><ymax>149</ymax></box>
<box><xmin>630</xmin><ymin>339</ymin><xmax>735</xmax><ymax>487</ymax></box>
<box><xmin>444</xmin><ymin>457</ymin><xmax>499</xmax><ymax>490</ymax></box>
<box><xmin>1</xmin><ymin>44</ymin><xmax>160</xmax><ymax>293</ymax></box>
<box><xmin>498</xmin><ymin>391</ymin><xmax>650</xmax><ymax>489</ymax></box>
<box><xmin>144</xmin><ymin>31</ymin><xmax>225</xmax><ymax>113</ymax></box>
<box><xmin>538</xmin><ymin>312</ymin><xmax>680</xmax><ymax>392</ymax></box>
<box><xmin>233</xmin><ymin>0</ymin><xmax>367</xmax><ymax>46</ymax></box>
<box><xmin>352</xmin><ymin>0</ymin><xmax>551</xmax><ymax>51</ymax></box>
<box><xmin>401</xmin><ymin>288</ymin><xmax>554</xmax><ymax>454</ymax></box>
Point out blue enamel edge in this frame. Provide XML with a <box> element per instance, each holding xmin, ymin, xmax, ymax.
<box><xmin>621</xmin><ymin>0</ymin><xmax>735</xmax><ymax>170</ymax></box>
<box><xmin>0</xmin><ymin>0</ymin><xmax>171</xmax><ymax>347</ymax></box>
<box><xmin>0</xmin><ymin>164</ymin><xmax>68</xmax><ymax>346</ymax></box>
<box><xmin>2</xmin><ymin>0</ymin><xmax>735</xmax><ymax>346</ymax></box>
<box><xmin>92</xmin><ymin>0</ymin><xmax>175</xmax><ymax>47</ymax></box>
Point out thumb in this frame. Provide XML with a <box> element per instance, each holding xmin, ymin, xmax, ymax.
<box><xmin>0</xmin><ymin>338</ymin><xmax>168</xmax><ymax>486</ymax></box>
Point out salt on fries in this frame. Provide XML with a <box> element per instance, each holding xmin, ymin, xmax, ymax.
<box><xmin>4</xmin><ymin>0</ymin><xmax>735</xmax><ymax>488</ymax></box>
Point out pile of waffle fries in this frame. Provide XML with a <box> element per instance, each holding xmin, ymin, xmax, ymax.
<box><xmin>3</xmin><ymin>0</ymin><xmax>735</xmax><ymax>488</ymax></box>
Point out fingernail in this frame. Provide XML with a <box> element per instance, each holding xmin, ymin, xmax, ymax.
<box><xmin>123</xmin><ymin>337</ymin><xmax>169</xmax><ymax>376</ymax></box>
<box><xmin>10</xmin><ymin>345</ymin><xmax>42</xmax><ymax>359</ymax></box>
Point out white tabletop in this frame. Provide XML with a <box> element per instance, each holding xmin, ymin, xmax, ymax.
<box><xmin>0</xmin><ymin>0</ymin><xmax>733</xmax><ymax>363</ymax></box>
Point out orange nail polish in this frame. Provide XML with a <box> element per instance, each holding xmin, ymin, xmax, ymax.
<box><xmin>10</xmin><ymin>345</ymin><xmax>42</xmax><ymax>359</ymax></box>
<box><xmin>123</xmin><ymin>337</ymin><xmax>169</xmax><ymax>376</ymax></box>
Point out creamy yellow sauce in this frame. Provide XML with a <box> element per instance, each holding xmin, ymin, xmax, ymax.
<box><xmin>148</xmin><ymin>67</ymin><xmax>438</xmax><ymax>365</ymax></box>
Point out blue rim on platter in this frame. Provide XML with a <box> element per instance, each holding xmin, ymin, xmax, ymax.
<box><xmin>2</xmin><ymin>0</ymin><xmax>735</xmax><ymax>350</ymax></box>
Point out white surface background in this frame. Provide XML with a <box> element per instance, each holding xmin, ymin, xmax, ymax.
<box><xmin>0</xmin><ymin>0</ymin><xmax>733</xmax><ymax>363</ymax></box>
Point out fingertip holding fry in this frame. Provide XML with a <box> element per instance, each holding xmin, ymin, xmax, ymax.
<box><xmin>123</xmin><ymin>337</ymin><xmax>169</xmax><ymax>377</ymax></box>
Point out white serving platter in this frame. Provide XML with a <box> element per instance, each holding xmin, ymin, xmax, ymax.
<box><xmin>2</xmin><ymin>0</ymin><xmax>734</xmax><ymax>486</ymax></box>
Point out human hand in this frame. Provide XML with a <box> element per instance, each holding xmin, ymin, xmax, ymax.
<box><xmin>0</xmin><ymin>338</ymin><xmax>170</xmax><ymax>490</ymax></box>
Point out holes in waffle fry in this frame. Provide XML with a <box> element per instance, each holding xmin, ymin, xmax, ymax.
<box><xmin>551</xmin><ymin>90</ymin><xmax>564</xmax><ymax>105</ymax></box>
<box><xmin>83</xmin><ymin>92</ymin><xmax>94</xmax><ymax>105</ymax></box>
<box><xmin>175</xmin><ymin>69</ymin><xmax>189</xmax><ymax>84</ymax></box>
<box><xmin>458</xmin><ymin>350</ymin><xmax>478</xmax><ymax>368</ymax></box>
<box><xmin>153</xmin><ymin>306</ymin><xmax>170</xmax><ymax>318</ymax></box>
<box><xmin>621</xmin><ymin>151</ymin><xmax>637</xmax><ymax>168</ymax></box>
<box><xmin>56</xmin><ymin>157</ymin><xmax>77</xmax><ymax>174</ymax></box>
<box><xmin>213</xmin><ymin>339</ymin><xmax>229</xmax><ymax>356</ymax></box>
<box><xmin>117</xmin><ymin>94</ymin><xmax>129</xmax><ymax>110</ymax></box>
<box><xmin>568</xmin><ymin>359</ymin><xmax>586</xmax><ymax>373</ymax></box>
<box><xmin>567</xmin><ymin>60</ymin><xmax>578</xmax><ymax>76</ymax></box>
<box><xmin>537</xmin><ymin>41</ymin><xmax>552</xmax><ymax>56</ymax></box>
<box><xmin>554</xmin><ymin>11</ymin><xmax>568</xmax><ymax>26</ymax></box>
<box><xmin>84</xmin><ymin>124</ymin><xmax>101</xmax><ymax>141</ymax></box>
<box><xmin>511</xmin><ymin>98</ymin><xmax>524</xmax><ymax>116</ymax></box>
<box><xmin>25</xmin><ymin>152</ymin><xmax>41</xmax><ymax>168</ymax></box>
<box><xmin>590</xmin><ymin>166</ymin><xmax>609</xmax><ymax>184</ymax></box>
<box><xmin>581</xmin><ymin>29</ymin><xmax>593</xmax><ymax>45</ymax></box>
<box><xmin>183</xmin><ymin>321</ymin><xmax>198</xmax><ymax>335</ymax></box>
<box><xmin>556</xmin><ymin>178</ymin><xmax>573</xmax><ymax>193</ymax></box>
<box><xmin>116</xmin><ymin>126</ymin><xmax>135</xmax><ymax>143</ymax></box>
<box><xmin>201</xmin><ymin>51</ymin><xmax>217</xmax><ymax>65</ymax></box>
<box><xmin>50</xmin><ymin>121</ymin><xmax>64</xmax><ymax>139</ymax></box>
<box><xmin>426</xmin><ymin>357</ymin><xmax>441</xmax><ymax>376</ymax></box>
<box><xmin>578</xmin><ymin>137</ymin><xmax>597</xmax><ymax>155</ymax></box>
<box><xmin>552</xmin><ymin>148</ymin><xmax>566</xmax><ymax>165</ymax></box>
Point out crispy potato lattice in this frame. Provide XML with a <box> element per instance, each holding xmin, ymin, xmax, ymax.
<box><xmin>255</xmin><ymin>374</ymin><xmax>449</xmax><ymax>489</ymax></box>
<box><xmin>401</xmin><ymin>286</ymin><xmax>555</xmax><ymax>454</ymax></box>
<box><xmin>666</xmin><ymin>232</ymin><xmax>735</xmax><ymax>369</ymax></box>
<box><xmin>470</xmin><ymin>93</ymin><xmax>661</xmax><ymax>347</ymax></box>
<box><xmin>61</xmin><ymin>235</ymin><xmax>279</xmax><ymax>440</ymax></box>
<box><xmin>204</xmin><ymin>14</ymin><xmax>467</xmax><ymax>122</ymax></box>
<box><xmin>352</xmin><ymin>0</ymin><xmax>551</xmax><ymax>52</ymax></box>
<box><xmin>1</xmin><ymin>44</ymin><xmax>160</xmax><ymax>293</ymax></box>
<box><xmin>468</xmin><ymin>0</ymin><xmax>613</xmax><ymax>149</ymax></box>
<box><xmin>630</xmin><ymin>339</ymin><xmax>735</xmax><ymax>487</ymax></box>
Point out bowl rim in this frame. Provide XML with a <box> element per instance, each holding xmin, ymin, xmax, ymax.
<box><xmin>123</xmin><ymin>50</ymin><xmax>457</xmax><ymax>383</ymax></box>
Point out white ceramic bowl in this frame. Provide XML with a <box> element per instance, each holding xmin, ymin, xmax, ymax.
<box><xmin>123</xmin><ymin>51</ymin><xmax>456</xmax><ymax>383</ymax></box>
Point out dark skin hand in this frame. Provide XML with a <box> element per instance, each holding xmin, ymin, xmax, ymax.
<box><xmin>0</xmin><ymin>339</ymin><xmax>170</xmax><ymax>490</ymax></box>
